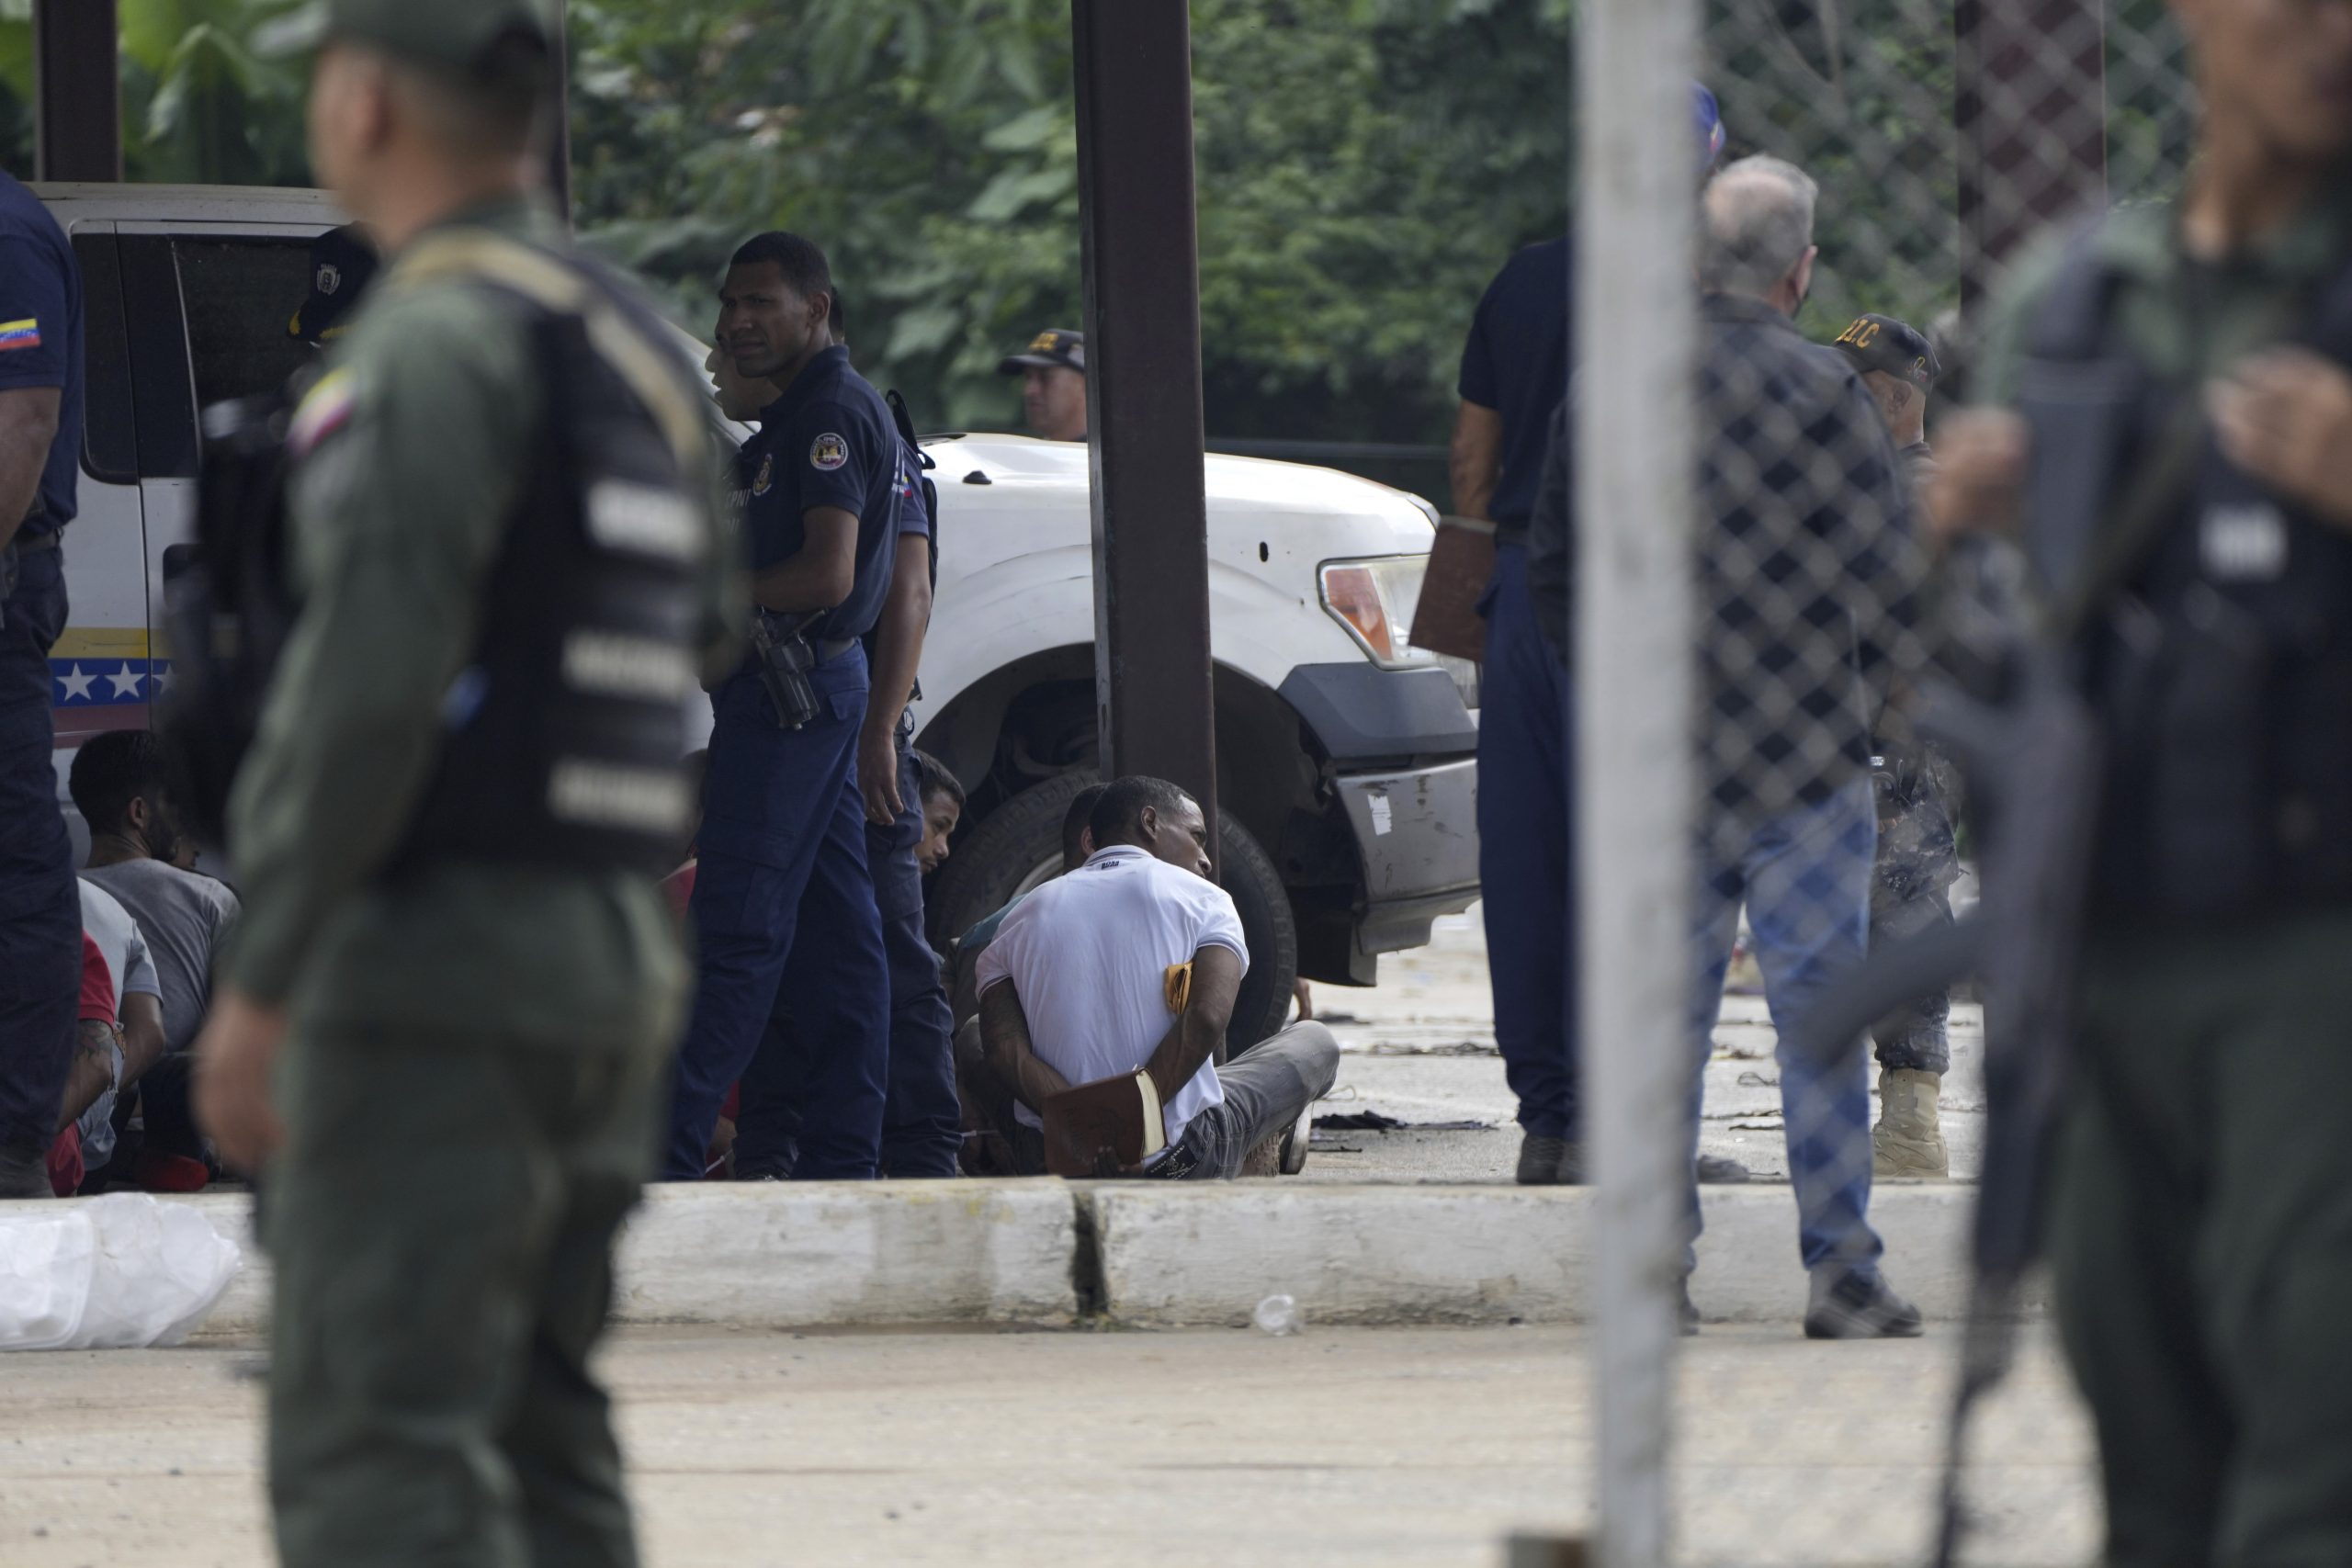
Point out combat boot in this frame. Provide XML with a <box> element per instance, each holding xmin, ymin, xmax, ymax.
<box><xmin>1872</xmin><ymin>1067</ymin><xmax>1948</xmax><ymax>1179</ymax></box>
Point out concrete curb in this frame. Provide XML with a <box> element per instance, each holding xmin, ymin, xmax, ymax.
<box><xmin>184</xmin><ymin>1180</ymin><xmax>1080</xmax><ymax>1343</ymax></box>
<box><xmin>1086</xmin><ymin>1184</ymin><xmax>2048</xmax><ymax>1327</ymax></box>
<box><xmin>171</xmin><ymin>1179</ymin><xmax>2038</xmax><ymax>1342</ymax></box>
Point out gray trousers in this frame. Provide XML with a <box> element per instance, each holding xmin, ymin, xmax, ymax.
<box><xmin>961</xmin><ymin>1020</ymin><xmax>1339</xmax><ymax>1180</ymax></box>
<box><xmin>1152</xmin><ymin>1022</ymin><xmax>1340</xmax><ymax>1181</ymax></box>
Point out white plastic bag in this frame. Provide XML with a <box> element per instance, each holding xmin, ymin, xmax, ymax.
<box><xmin>0</xmin><ymin>1194</ymin><xmax>242</xmax><ymax>1351</ymax></box>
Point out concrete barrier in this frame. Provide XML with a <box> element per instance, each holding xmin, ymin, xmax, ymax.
<box><xmin>1083</xmin><ymin>1182</ymin><xmax>2048</xmax><ymax>1328</ymax></box>
<box><xmin>173</xmin><ymin>1178</ymin><xmax>2033</xmax><ymax>1342</ymax></box>
<box><xmin>185</xmin><ymin>1179</ymin><xmax>1080</xmax><ymax>1342</ymax></box>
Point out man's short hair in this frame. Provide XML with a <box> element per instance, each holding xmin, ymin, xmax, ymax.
<box><xmin>729</xmin><ymin>231</ymin><xmax>832</xmax><ymax>310</ymax></box>
<box><xmin>70</xmin><ymin>730</ymin><xmax>169</xmax><ymax>838</ymax></box>
<box><xmin>1699</xmin><ymin>155</ymin><xmax>1819</xmax><ymax>299</ymax></box>
<box><xmin>1062</xmin><ymin>781</ymin><xmax>1110</xmax><ymax>867</ymax></box>
<box><xmin>390</xmin><ymin>30</ymin><xmax>551</xmax><ymax>161</ymax></box>
<box><xmin>1089</xmin><ymin>775</ymin><xmax>1194</xmax><ymax>850</ymax></box>
<box><xmin>914</xmin><ymin>750</ymin><xmax>964</xmax><ymax>810</ymax></box>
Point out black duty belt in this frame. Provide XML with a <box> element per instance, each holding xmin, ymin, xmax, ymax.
<box><xmin>14</xmin><ymin>530</ymin><xmax>60</xmax><ymax>553</ymax></box>
<box><xmin>814</xmin><ymin>636</ymin><xmax>857</xmax><ymax>664</ymax></box>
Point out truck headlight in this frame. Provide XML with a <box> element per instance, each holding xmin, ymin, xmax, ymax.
<box><xmin>1319</xmin><ymin>557</ymin><xmax>1431</xmax><ymax>668</ymax></box>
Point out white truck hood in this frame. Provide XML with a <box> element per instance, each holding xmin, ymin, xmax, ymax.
<box><xmin>911</xmin><ymin>433</ymin><xmax>1435</xmax><ymax>729</ymax></box>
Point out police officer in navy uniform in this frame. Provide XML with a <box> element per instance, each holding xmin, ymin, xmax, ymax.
<box><xmin>0</xmin><ymin>164</ymin><xmax>85</xmax><ymax>1198</ymax></box>
<box><xmin>665</xmin><ymin>232</ymin><xmax>899</xmax><ymax>1180</ymax></box>
<box><xmin>739</xmin><ymin>293</ymin><xmax>964</xmax><ymax>1178</ymax></box>
<box><xmin>1453</xmin><ymin>86</ymin><xmax>1724</xmax><ymax>1185</ymax></box>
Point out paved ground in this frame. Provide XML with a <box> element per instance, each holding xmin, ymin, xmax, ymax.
<box><xmin>0</xmin><ymin>1324</ymin><xmax>2094</xmax><ymax>1567</ymax></box>
<box><xmin>1299</xmin><ymin>906</ymin><xmax>1985</xmax><ymax>1185</ymax></box>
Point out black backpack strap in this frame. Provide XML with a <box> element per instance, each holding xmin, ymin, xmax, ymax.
<box><xmin>885</xmin><ymin>389</ymin><xmax>933</xmax><ymax>468</ymax></box>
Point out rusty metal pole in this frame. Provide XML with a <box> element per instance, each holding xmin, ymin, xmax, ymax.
<box><xmin>1070</xmin><ymin>0</ymin><xmax>1218</xmax><ymax>857</ymax></box>
<box><xmin>1955</xmin><ymin>0</ymin><xmax>2107</xmax><ymax>310</ymax></box>
<box><xmin>32</xmin><ymin>0</ymin><xmax>122</xmax><ymax>183</ymax></box>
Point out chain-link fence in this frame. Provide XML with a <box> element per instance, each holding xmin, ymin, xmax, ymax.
<box><xmin>1575</xmin><ymin>3</ymin><xmax>2195</xmax><ymax>1563</ymax></box>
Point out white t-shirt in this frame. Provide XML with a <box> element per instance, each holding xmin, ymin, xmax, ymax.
<box><xmin>973</xmin><ymin>845</ymin><xmax>1250</xmax><ymax>1147</ymax></box>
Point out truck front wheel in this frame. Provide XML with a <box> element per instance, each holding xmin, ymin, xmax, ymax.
<box><xmin>927</xmin><ymin>771</ymin><xmax>1301</xmax><ymax>1058</ymax></box>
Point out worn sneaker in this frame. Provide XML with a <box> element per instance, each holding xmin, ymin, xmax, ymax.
<box><xmin>1277</xmin><ymin>1101</ymin><xmax>1313</xmax><ymax>1176</ymax></box>
<box><xmin>1872</xmin><ymin>1068</ymin><xmax>1950</xmax><ymax>1179</ymax></box>
<box><xmin>1696</xmin><ymin>1153</ymin><xmax>1751</xmax><ymax>1184</ymax></box>
<box><xmin>1516</xmin><ymin>1133</ymin><xmax>1586</xmax><ymax>1186</ymax></box>
<box><xmin>1804</xmin><ymin>1269</ymin><xmax>1925</xmax><ymax>1339</ymax></box>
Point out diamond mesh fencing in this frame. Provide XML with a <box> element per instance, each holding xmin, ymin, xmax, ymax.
<box><xmin>1573</xmin><ymin>4</ymin><xmax>2195</xmax><ymax>1563</ymax></box>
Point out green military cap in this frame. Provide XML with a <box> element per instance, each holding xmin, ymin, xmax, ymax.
<box><xmin>322</xmin><ymin>0</ymin><xmax>554</xmax><ymax>73</ymax></box>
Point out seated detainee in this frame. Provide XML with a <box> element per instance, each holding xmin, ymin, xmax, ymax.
<box><xmin>972</xmin><ymin>775</ymin><xmax>1337</xmax><ymax>1179</ymax></box>
<box><xmin>951</xmin><ymin>782</ymin><xmax>1104</xmax><ymax>1175</ymax></box>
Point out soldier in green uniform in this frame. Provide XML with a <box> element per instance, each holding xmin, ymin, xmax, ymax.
<box><xmin>1941</xmin><ymin>0</ymin><xmax>2352</xmax><ymax>1557</ymax></box>
<box><xmin>190</xmin><ymin>3</ymin><xmax>736</xmax><ymax>1564</ymax></box>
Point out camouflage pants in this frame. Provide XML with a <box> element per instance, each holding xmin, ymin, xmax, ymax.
<box><xmin>1869</xmin><ymin>752</ymin><xmax>1959</xmax><ymax>1076</ymax></box>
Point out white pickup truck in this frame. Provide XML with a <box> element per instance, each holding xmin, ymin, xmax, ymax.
<box><xmin>35</xmin><ymin>184</ymin><xmax>1483</xmax><ymax>1045</ymax></box>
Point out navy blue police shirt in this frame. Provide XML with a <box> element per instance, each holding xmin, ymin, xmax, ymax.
<box><xmin>1457</xmin><ymin>232</ymin><xmax>1572</xmax><ymax>536</ymax></box>
<box><xmin>0</xmin><ymin>173</ymin><xmax>83</xmax><ymax>533</ymax></box>
<box><xmin>745</xmin><ymin>345</ymin><xmax>899</xmax><ymax>643</ymax></box>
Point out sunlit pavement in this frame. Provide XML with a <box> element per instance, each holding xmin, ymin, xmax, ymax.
<box><xmin>0</xmin><ymin>1323</ymin><xmax>2091</xmax><ymax>1567</ymax></box>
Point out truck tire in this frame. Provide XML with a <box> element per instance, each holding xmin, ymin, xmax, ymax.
<box><xmin>927</xmin><ymin>770</ymin><xmax>1300</xmax><ymax>1058</ymax></box>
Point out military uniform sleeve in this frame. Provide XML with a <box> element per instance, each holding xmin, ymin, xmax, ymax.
<box><xmin>222</xmin><ymin>287</ymin><xmax>537</xmax><ymax>1006</ymax></box>
<box><xmin>778</xmin><ymin>398</ymin><xmax>884</xmax><ymax>517</ymax></box>
<box><xmin>0</xmin><ymin>234</ymin><xmax>73</xmax><ymax>391</ymax></box>
<box><xmin>1970</xmin><ymin>230</ymin><xmax>2074</xmax><ymax>409</ymax></box>
<box><xmin>696</xmin><ymin>429</ymin><xmax>746</xmax><ymax>685</ymax></box>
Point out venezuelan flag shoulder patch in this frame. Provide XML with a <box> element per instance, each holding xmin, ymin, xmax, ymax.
<box><xmin>288</xmin><ymin>367</ymin><xmax>356</xmax><ymax>457</ymax></box>
<box><xmin>0</xmin><ymin>318</ymin><xmax>43</xmax><ymax>352</ymax></box>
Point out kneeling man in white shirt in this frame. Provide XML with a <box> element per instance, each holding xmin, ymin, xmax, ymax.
<box><xmin>973</xmin><ymin>775</ymin><xmax>1338</xmax><ymax>1179</ymax></box>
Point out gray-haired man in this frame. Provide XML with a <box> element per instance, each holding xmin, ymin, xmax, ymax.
<box><xmin>1528</xmin><ymin>155</ymin><xmax>1928</xmax><ymax>1335</ymax></box>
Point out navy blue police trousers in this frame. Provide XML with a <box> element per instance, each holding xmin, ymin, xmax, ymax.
<box><xmin>0</xmin><ymin>543</ymin><xmax>78</xmax><ymax>1158</ymax></box>
<box><xmin>664</xmin><ymin>649</ymin><xmax>890</xmax><ymax>1181</ymax></box>
<box><xmin>736</xmin><ymin>734</ymin><xmax>962</xmax><ymax>1179</ymax></box>
<box><xmin>1476</xmin><ymin>541</ymin><xmax>1578</xmax><ymax>1145</ymax></box>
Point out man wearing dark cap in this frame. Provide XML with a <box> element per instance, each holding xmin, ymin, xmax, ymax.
<box><xmin>1830</xmin><ymin>310</ymin><xmax>1958</xmax><ymax>1179</ymax></box>
<box><xmin>188</xmin><ymin>2</ymin><xmax>735</xmax><ymax>1562</ymax></box>
<box><xmin>285</xmin><ymin>221</ymin><xmax>380</xmax><ymax>347</ymax></box>
<box><xmin>999</xmin><ymin>327</ymin><xmax>1087</xmax><ymax>442</ymax></box>
<box><xmin>1831</xmin><ymin>311</ymin><xmax>1941</xmax><ymax>480</ymax></box>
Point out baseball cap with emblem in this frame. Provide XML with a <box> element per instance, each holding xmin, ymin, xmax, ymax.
<box><xmin>320</xmin><ymin>0</ymin><xmax>554</xmax><ymax>73</ymax></box>
<box><xmin>288</xmin><ymin>223</ymin><xmax>381</xmax><ymax>346</ymax></box>
<box><xmin>998</xmin><ymin>329</ymin><xmax>1085</xmax><ymax>377</ymax></box>
<box><xmin>1831</xmin><ymin>312</ymin><xmax>1941</xmax><ymax>390</ymax></box>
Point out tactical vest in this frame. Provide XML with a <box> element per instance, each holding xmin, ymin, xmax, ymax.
<box><xmin>2019</xmin><ymin>235</ymin><xmax>2352</xmax><ymax>921</ymax></box>
<box><xmin>170</xmin><ymin>231</ymin><xmax>709</xmax><ymax>880</ymax></box>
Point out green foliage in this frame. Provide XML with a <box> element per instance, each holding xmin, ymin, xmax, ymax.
<box><xmin>0</xmin><ymin>0</ymin><xmax>313</xmax><ymax>186</ymax></box>
<box><xmin>571</xmin><ymin>0</ymin><xmax>1580</xmax><ymax>442</ymax></box>
<box><xmin>0</xmin><ymin>0</ymin><xmax>2193</xmax><ymax>463</ymax></box>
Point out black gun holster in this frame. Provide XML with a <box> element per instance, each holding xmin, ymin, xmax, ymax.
<box><xmin>750</xmin><ymin>610</ymin><xmax>822</xmax><ymax>730</ymax></box>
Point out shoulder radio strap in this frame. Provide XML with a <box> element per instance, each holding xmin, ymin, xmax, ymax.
<box><xmin>384</xmin><ymin>230</ymin><xmax>707</xmax><ymax>478</ymax></box>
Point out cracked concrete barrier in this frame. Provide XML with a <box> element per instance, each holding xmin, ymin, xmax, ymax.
<box><xmin>1084</xmin><ymin>1182</ymin><xmax>2045</xmax><ymax>1327</ymax></box>
<box><xmin>186</xmin><ymin>1180</ymin><xmax>1080</xmax><ymax>1341</ymax></box>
